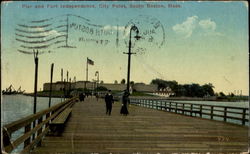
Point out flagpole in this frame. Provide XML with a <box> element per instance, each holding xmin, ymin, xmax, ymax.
<box><xmin>86</xmin><ymin>57</ymin><xmax>88</xmax><ymax>82</ymax></box>
<box><xmin>85</xmin><ymin>57</ymin><xmax>88</xmax><ymax>89</ymax></box>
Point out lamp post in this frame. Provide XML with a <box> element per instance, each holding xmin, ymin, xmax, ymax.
<box><xmin>95</xmin><ymin>71</ymin><xmax>99</xmax><ymax>90</ymax></box>
<box><xmin>123</xmin><ymin>25</ymin><xmax>141</xmax><ymax>93</ymax></box>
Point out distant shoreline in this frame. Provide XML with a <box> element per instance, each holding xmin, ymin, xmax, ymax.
<box><xmin>130</xmin><ymin>96</ymin><xmax>248</xmax><ymax>102</ymax></box>
<box><xmin>17</xmin><ymin>92</ymin><xmax>249</xmax><ymax>102</ymax></box>
<box><xmin>23</xmin><ymin>92</ymin><xmax>64</xmax><ymax>98</ymax></box>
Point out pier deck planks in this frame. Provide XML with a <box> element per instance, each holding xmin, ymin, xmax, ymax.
<box><xmin>33</xmin><ymin>97</ymin><xmax>248</xmax><ymax>153</ymax></box>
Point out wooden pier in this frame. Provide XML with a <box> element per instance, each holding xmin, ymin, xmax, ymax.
<box><xmin>31</xmin><ymin>97</ymin><xmax>248</xmax><ymax>153</ymax></box>
<box><xmin>2</xmin><ymin>97</ymin><xmax>249</xmax><ymax>153</ymax></box>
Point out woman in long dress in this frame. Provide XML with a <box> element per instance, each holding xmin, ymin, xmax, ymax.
<box><xmin>120</xmin><ymin>91</ymin><xmax>129</xmax><ymax>115</ymax></box>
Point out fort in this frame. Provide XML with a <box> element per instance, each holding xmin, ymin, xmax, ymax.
<box><xmin>43</xmin><ymin>81</ymin><xmax>158</xmax><ymax>92</ymax></box>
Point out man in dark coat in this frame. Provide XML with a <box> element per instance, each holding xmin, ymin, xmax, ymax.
<box><xmin>105</xmin><ymin>90</ymin><xmax>114</xmax><ymax>115</ymax></box>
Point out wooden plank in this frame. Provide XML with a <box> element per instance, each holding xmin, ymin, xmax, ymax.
<box><xmin>51</xmin><ymin>108</ymin><xmax>72</xmax><ymax>124</ymax></box>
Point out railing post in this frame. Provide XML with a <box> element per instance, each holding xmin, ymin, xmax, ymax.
<box><xmin>32</xmin><ymin>120</ymin><xmax>36</xmax><ymax>140</ymax></box>
<box><xmin>46</xmin><ymin>112</ymin><xmax>50</xmax><ymax>128</ymax></box>
<box><xmin>182</xmin><ymin>104</ymin><xmax>184</xmax><ymax>114</ymax></box>
<box><xmin>191</xmin><ymin>104</ymin><xmax>193</xmax><ymax>116</ymax></box>
<box><xmin>3</xmin><ymin>127</ymin><xmax>12</xmax><ymax>152</ymax></box>
<box><xmin>242</xmin><ymin>108</ymin><xmax>246</xmax><ymax>125</ymax></box>
<box><xmin>175</xmin><ymin>103</ymin><xmax>177</xmax><ymax>113</ymax></box>
<box><xmin>200</xmin><ymin>105</ymin><xmax>202</xmax><ymax>117</ymax></box>
<box><xmin>24</xmin><ymin>123</ymin><xmax>31</xmax><ymax>148</ymax></box>
<box><xmin>170</xmin><ymin>102</ymin><xmax>172</xmax><ymax>112</ymax></box>
<box><xmin>165</xmin><ymin>102</ymin><xmax>167</xmax><ymax>111</ymax></box>
<box><xmin>224</xmin><ymin>107</ymin><xmax>227</xmax><ymax>122</ymax></box>
<box><xmin>211</xmin><ymin>106</ymin><xmax>214</xmax><ymax>120</ymax></box>
<box><xmin>37</xmin><ymin>116</ymin><xmax>43</xmax><ymax>146</ymax></box>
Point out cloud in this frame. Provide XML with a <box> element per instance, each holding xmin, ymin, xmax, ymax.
<box><xmin>199</xmin><ymin>18</ymin><xmax>216</xmax><ymax>31</ymax></box>
<box><xmin>103</xmin><ymin>25</ymin><xmax>125</xmax><ymax>31</ymax></box>
<box><xmin>29</xmin><ymin>27</ymin><xmax>62</xmax><ymax>37</ymax></box>
<box><xmin>102</xmin><ymin>25</ymin><xmax>126</xmax><ymax>37</ymax></box>
<box><xmin>199</xmin><ymin>19</ymin><xmax>223</xmax><ymax>36</ymax></box>
<box><xmin>172</xmin><ymin>16</ymin><xmax>198</xmax><ymax>38</ymax></box>
<box><xmin>173</xmin><ymin>16</ymin><xmax>222</xmax><ymax>38</ymax></box>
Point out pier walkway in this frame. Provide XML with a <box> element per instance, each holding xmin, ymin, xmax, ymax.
<box><xmin>33</xmin><ymin>97</ymin><xmax>248</xmax><ymax>153</ymax></box>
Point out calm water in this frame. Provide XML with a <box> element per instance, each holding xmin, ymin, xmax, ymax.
<box><xmin>1</xmin><ymin>95</ymin><xmax>63</xmax><ymax>153</ymax></box>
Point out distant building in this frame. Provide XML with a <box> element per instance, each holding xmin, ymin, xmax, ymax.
<box><xmin>152</xmin><ymin>87</ymin><xmax>175</xmax><ymax>97</ymax></box>
<box><xmin>43</xmin><ymin>81</ymin><xmax>157</xmax><ymax>92</ymax></box>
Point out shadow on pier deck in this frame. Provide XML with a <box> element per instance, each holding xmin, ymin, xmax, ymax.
<box><xmin>33</xmin><ymin>97</ymin><xmax>248</xmax><ymax>153</ymax></box>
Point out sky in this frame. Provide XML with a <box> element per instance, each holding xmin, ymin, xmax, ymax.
<box><xmin>1</xmin><ymin>1</ymin><xmax>249</xmax><ymax>95</ymax></box>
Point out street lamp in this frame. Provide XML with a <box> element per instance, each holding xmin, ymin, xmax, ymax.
<box><xmin>95</xmin><ymin>71</ymin><xmax>99</xmax><ymax>90</ymax></box>
<box><xmin>123</xmin><ymin>25</ymin><xmax>141</xmax><ymax>94</ymax></box>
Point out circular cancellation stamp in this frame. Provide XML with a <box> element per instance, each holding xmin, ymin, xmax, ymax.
<box><xmin>123</xmin><ymin>15</ymin><xmax>166</xmax><ymax>55</ymax></box>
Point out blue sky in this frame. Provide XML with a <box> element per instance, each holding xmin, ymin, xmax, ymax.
<box><xmin>1</xmin><ymin>1</ymin><xmax>249</xmax><ymax>95</ymax></box>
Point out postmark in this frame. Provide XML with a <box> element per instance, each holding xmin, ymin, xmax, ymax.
<box><xmin>15</xmin><ymin>14</ymin><xmax>114</xmax><ymax>54</ymax></box>
<box><xmin>123</xmin><ymin>15</ymin><xmax>166</xmax><ymax>55</ymax></box>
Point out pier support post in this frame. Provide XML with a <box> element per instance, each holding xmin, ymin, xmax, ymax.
<box><xmin>33</xmin><ymin>50</ymin><xmax>39</xmax><ymax>140</ymax></box>
<box><xmin>49</xmin><ymin>63</ymin><xmax>54</xmax><ymax>108</ymax></box>
<box><xmin>33</xmin><ymin>50</ymin><xmax>38</xmax><ymax>114</ymax></box>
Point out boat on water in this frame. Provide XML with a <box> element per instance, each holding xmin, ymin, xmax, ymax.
<box><xmin>2</xmin><ymin>85</ymin><xmax>25</xmax><ymax>95</ymax></box>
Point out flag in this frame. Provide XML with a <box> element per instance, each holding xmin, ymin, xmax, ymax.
<box><xmin>87</xmin><ymin>58</ymin><xmax>94</xmax><ymax>65</ymax></box>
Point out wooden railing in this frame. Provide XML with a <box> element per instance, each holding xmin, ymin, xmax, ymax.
<box><xmin>130</xmin><ymin>98</ymin><xmax>249</xmax><ymax>126</ymax></box>
<box><xmin>2</xmin><ymin>97</ymin><xmax>78</xmax><ymax>153</ymax></box>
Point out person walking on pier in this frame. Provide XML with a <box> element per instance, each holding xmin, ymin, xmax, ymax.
<box><xmin>120</xmin><ymin>91</ymin><xmax>129</xmax><ymax>116</ymax></box>
<box><xmin>105</xmin><ymin>90</ymin><xmax>114</xmax><ymax>115</ymax></box>
<box><xmin>79</xmin><ymin>92</ymin><xmax>85</xmax><ymax>102</ymax></box>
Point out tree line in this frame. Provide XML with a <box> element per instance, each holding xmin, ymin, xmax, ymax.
<box><xmin>151</xmin><ymin>78</ymin><xmax>215</xmax><ymax>97</ymax></box>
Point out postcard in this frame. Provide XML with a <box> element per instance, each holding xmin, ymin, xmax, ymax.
<box><xmin>1</xmin><ymin>1</ymin><xmax>249</xmax><ymax>153</ymax></box>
